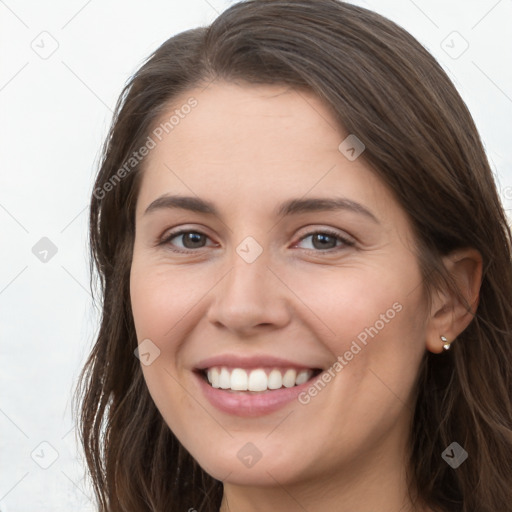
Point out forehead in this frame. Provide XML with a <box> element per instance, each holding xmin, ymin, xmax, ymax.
<box><xmin>157</xmin><ymin>82</ymin><xmax>343</xmax><ymax>162</ymax></box>
<box><xmin>135</xmin><ymin>81</ymin><xmax>391</xmax><ymax>219</ymax></box>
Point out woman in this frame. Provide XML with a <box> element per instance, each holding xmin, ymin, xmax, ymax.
<box><xmin>76</xmin><ymin>1</ymin><xmax>512</xmax><ymax>510</ymax></box>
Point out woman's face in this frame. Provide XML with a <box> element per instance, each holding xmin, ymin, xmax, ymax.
<box><xmin>130</xmin><ymin>81</ymin><xmax>431</xmax><ymax>488</ymax></box>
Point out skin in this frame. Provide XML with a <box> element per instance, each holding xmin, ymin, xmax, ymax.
<box><xmin>129</xmin><ymin>81</ymin><xmax>482</xmax><ymax>511</ymax></box>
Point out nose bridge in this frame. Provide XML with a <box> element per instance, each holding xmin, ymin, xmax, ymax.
<box><xmin>225</xmin><ymin>253</ymin><xmax>266</xmax><ymax>302</ymax></box>
<box><xmin>206</xmin><ymin>238</ymin><xmax>290</xmax><ymax>332</ymax></box>
<box><xmin>220</xmin><ymin>223</ymin><xmax>271</xmax><ymax>299</ymax></box>
<box><xmin>223</xmin><ymin>243</ymin><xmax>272</xmax><ymax>309</ymax></box>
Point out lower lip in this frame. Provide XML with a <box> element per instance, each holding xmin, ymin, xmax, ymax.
<box><xmin>194</xmin><ymin>371</ymin><xmax>318</xmax><ymax>417</ymax></box>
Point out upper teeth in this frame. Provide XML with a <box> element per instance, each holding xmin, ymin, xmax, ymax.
<box><xmin>206</xmin><ymin>367</ymin><xmax>313</xmax><ymax>392</ymax></box>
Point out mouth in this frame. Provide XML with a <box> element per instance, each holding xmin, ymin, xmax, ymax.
<box><xmin>193</xmin><ymin>354</ymin><xmax>328</xmax><ymax>416</ymax></box>
<box><xmin>196</xmin><ymin>366</ymin><xmax>323</xmax><ymax>393</ymax></box>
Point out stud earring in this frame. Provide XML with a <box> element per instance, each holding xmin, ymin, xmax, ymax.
<box><xmin>440</xmin><ymin>335</ymin><xmax>451</xmax><ymax>351</ymax></box>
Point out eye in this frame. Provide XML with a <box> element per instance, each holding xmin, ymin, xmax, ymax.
<box><xmin>294</xmin><ymin>229</ymin><xmax>354</xmax><ymax>252</ymax></box>
<box><xmin>159</xmin><ymin>228</ymin><xmax>354</xmax><ymax>254</ymax></box>
<box><xmin>160</xmin><ymin>229</ymin><xmax>216</xmax><ymax>252</ymax></box>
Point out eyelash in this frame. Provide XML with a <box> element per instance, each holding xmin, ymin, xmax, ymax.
<box><xmin>159</xmin><ymin>228</ymin><xmax>355</xmax><ymax>254</ymax></box>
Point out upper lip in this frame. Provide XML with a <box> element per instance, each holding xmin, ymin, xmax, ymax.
<box><xmin>195</xmin><ymin>354</ymin><xmax>323</xmax><ymax>371</ymax></box>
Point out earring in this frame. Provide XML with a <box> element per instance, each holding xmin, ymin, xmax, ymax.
<box><xmin>440</xmin><ymin>335</ymin><xmax>451</xmax><ymax>351</ymax></box>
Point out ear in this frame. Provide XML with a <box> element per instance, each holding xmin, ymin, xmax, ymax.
<box><xmin>425</xmin><ymin>248</ymin><xmax>483</xmax><ymax>354</ymax></box>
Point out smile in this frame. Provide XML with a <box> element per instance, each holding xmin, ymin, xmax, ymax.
<box><xmin>194</xmin><ymin>364</ymin><xmax>325</xmax><ymax>417</ymax></box>
<box><xmin>202</xmin><ymin>366</ymin><xmax>322</xmax><ymax>392</ymax></box>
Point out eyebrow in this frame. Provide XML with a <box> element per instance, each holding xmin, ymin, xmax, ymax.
<box><xmin>144</xmin><ymin>194</ymin><xmax>379</xmax><ymax>223</ymax></box>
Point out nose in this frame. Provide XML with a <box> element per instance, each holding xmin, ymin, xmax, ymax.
<box><xmin>206</xmin><ymin>249</ymin><xmax>291</xmax><ymax>336</ymax></box>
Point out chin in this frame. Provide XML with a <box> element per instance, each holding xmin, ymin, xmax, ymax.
<box><xmin>194</xmin><ymin>434</ymin><xmax>315</xmax><ymax>486</ymax></box>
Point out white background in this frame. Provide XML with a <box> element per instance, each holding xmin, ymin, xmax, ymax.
<box><xmin>1</xmin><ymin>0</ymin><xmax>511</xmax><ymax>510</ymax></box>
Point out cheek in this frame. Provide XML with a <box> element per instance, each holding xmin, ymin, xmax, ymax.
<box><xmin>287</xmin><ymin>261</ymin><xmax>423</xmax><ymax>345</ymax></box>
<box><xmin>130</xmin><ymin>260</ymin><xmax>208</xmax><ymax>342</ymax></box>
<box><xmin>291</xmin><ymin>261</ymin><xmax>427</xmax><ymax>406</ymax></box>
<box><xmin>130</xmin><ymin>262</ymin><xmax>198</xmax><ymax>424</ymax></box>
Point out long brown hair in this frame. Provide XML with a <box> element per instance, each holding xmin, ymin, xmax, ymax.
<box><xmin>75</xmin><ymin>1</ymin><xmax>512</xmax><ymax>510</ymax></box>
